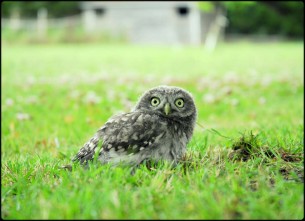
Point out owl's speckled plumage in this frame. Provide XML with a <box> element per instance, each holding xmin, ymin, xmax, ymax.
<box><xmin>72</xmin><ymin>85</ymin><xmax>197</xmax><ymax>167</ymax></box>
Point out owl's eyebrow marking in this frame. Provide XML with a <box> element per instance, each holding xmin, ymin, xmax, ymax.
<box><xmin>175</xmin><ymin>94</ymin><xmax>185</xmax><ymax>98</ymax></box>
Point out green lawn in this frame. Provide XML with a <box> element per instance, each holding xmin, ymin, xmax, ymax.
<box><xmin>1</xmin><ymin>41</ymin><xmax>304</xmax><ymax>219</ymax></box>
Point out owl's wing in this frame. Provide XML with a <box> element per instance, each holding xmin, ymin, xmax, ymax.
<box><xmin>72</xmin><ymin>132</ymin><xmax>102</xmax><ymax>164</ymax></box>
<box><xmin>72</xmin><ymin>111</ymin><xmax>167</xmax><ymax>164</ymax></box>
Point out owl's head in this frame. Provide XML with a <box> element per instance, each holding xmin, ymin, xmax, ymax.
<box><xmin>134</xmin><ymin>85</ymin><xmax>197</xmax><ymax>124</ymax></box>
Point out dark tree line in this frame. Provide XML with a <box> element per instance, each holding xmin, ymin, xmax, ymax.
<box><xmin>225</xmin><ymin>1</ymin><xmax>303</xmax><ymax>38</ymax></box>
<box><xmin>1</xmin><ymin>1</ymin><xmax>81</xmax><ymax>18</ymax></box>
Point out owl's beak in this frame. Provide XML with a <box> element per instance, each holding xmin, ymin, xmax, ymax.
<box><xmin>164</xmin><ymin>103</ymin><xmax>171</xmax><ymax>115</ymax></box>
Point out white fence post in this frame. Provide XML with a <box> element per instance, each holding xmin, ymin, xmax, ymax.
<box><xmin>82</xmin><ymin>9</ymin><xmax>96</xmax><ymax>33</ymax></box>
<box><xmin>10</xmin><ymin>8</ymin><xmax>21</xmax><ymax>31</ymax></box>
<box><xmin>37</xmin><ymin>8</ymin><xmax>48</xmax><ymax>38</ymax></box>
<box><xmin>204</xmin><ymin>6</ymin><xmax>227</xmax><ymax>51</ymax></box>
<box><xmin>189</xmin><ymin>6</ymin><xmax>202</xmax><ymax>45</ymax></box>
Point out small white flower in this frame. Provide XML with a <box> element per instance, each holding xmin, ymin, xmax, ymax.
<box><xmin>69</xmin><ymin>90</ymin><xmax>81</xmax><ymax>99</ymax></box>
<box><xmin>203</xmin><ymin>94</ymin><xmax>216</xmax><ymax>104</ymax></box>
<box><xmin>220</xmin><ymin>86</ymin><xmax>232</xmax><ymax>95</ymax></box>
<box><xmin>258</xmin><ymin>97</ymin><xmax>266</xmax><ymax>105</ymax></box>
<box><xmin>16</xmin><ymin>112</ymin><xmax>31</xmax><ymax>121</ymax></box>
<box><xmin>5</xmin><ymin>98</ymin><xmax>14</xmax><ymax>106</ymax></box>
<box><xmin>26</xmin><ymin>96</ymin><xmax>38</xmax><ymax>104</ymax></box>
<box><xmin>230</xmin><ymin>98</ymin><xmax>239</xmax><ymax>106</ymax></box>
<box><xmin>261</xmin><ymin>76</ymin><xmax>272</xmax><ymax>86</ymax></box>
<box><xmin>84</xmin><ymin>91</ymin><xmax>101</xmax><ymax>104</ymax></box>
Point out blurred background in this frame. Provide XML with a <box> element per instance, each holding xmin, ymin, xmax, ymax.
<box><xmin>1</xmin><ymin>1</ymin><xmax>304</xmax><ymax>152</ymax></box>
<box><xmin>1</xmin><ymin>1</ymin><xmax>303</xmax><ymax>45</ymax></box>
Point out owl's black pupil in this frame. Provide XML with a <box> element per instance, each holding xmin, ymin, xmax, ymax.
<box><xmin>152</xmin><ymin>99</ymin><xmax>158</xmax><ymax>105</ymax></box>
<box><xmin>178</xmin><ymin>101</ymin><xmax>181</xmax><ymax>105</ymax></box>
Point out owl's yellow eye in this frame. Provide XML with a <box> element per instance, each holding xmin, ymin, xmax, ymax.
<box><xmin>175</xmin><ymin>98</ymin><xmax>184</xmax><ymax>108</ymax></box>
<box><xmin>151</xmin><ymin>97</ymin><xmax>160</xmax><ymax>106</ymax></box>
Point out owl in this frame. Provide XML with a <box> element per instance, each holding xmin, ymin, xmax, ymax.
<box><xmin>72</xmin><ymin>85</ymin><xmax>197</xmax><ymax>168</ymax></box>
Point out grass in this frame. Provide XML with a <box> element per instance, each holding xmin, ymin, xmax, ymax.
<box><xmin>1</xmin><ymin>41</ymin><xmax>304</xmax><ymax>219</ymax></box>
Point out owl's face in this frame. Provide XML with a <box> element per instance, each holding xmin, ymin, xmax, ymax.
<box><xmin>134</xmin><ymin>85</ymin><xmax>197</xmax><ymax>122</ymax></box>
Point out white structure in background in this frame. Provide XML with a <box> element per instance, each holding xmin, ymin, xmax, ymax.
<box><xmin>36</xmin><ymin>8</ymin><xmax>48</xmax><ymax>37</ymax></box>
<box><xmin>80</xmin><ymin>1</ymin><xmax>222</xmax><ymax>45</ymax></box>
<box><xmin>1</xmin><ymin>1</ymin><xmax>226</xmax><ymax>47</ymax></box>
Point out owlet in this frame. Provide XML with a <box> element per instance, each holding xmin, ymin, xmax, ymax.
<box><xmin>72</xmin><ymin>85</ymin><xmax>197</xmax><ymax>167</ymax></box>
